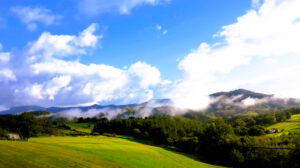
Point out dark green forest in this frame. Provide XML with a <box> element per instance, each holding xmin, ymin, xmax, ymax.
<box><xmin>0</xmin><ymin>112</ymin><xmax>85</xmax><ymax>140</ymax></box>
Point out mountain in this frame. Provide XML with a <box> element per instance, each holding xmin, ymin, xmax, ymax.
<box><xmin>0</xmin><ymin>105</ymin><xmax>46</xmax><ymax>115</ymax></box>
<box><xmin>207</xmin><ymin>89</ymin><xmax>299</xmax><ymax>116</ymax></box>
<box><xmin>0</xmin><ymin>99</ymin><xmax>172</xmax><ymax>118</ymax></box>
<box><xmin>1</xmin><ymin>89</ymin><xmax>300</xmax><ymax>118</ymax></box>
<box><xmin>209</xmin><ymin>89</ymin><xmax>273</xmax><ymax>102</ymax></box>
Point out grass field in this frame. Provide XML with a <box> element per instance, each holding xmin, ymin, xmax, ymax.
<box><xmin>0</xmin><ymin>136</ymin><xmax>225</xmax><ymax>168</ymax></box>
<box><xmin>267</xmin><ymin>114</ymin><xmax>300</xmax><ymax>135</ymax></box>
<box><xmin>66</xmin><ymin>123</ymin><xmax>94</xmax><ymax>133</ymax></box>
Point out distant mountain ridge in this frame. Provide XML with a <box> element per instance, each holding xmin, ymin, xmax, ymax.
<box><xmin>207</xmin><ymin>89</ymin><xmax>300</xmax><ymax>116</ymax></box>
<box><xmin>1</xmin><ymin>89</ymin><xmax>300</xmax><ymax>118</ymax></box>
<box><xmin>209</xmin><ymin>89</ymin><xmax>273</xmax><ymax>102</ymax></box>
<box><xmin>0</xmin><ymin>99</ymin><xmax>171</xmax><ymax>115</ymax></box>
<box><xmin>1</xmin><ymin>105</ymin><xmax>47</xmax><ymax>115</ymax></box>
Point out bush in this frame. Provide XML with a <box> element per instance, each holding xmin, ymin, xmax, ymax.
<box><xmin>0</xmin><ymin>128</ymin><xmax>8</xmax><ymax>140</ymax></box>
<box><xmin>248</xmin><ymin>125</ymin><xmax>266</xmax><ymax>136</ymax></box>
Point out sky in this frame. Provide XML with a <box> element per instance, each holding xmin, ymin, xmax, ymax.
<box><xmin>0</xmin><ymin>0</ymin><xmax>300</xmax><ymax>110</ymax></box>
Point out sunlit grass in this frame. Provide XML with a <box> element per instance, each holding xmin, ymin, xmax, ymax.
<box><xmin>267</xmin><ymin>114</ymin><xmax>300</xmax><ymax>136</ymax></box>
<box><xmin>0</xmin><ymin>136</ymin><xmax>225</xmax><ymax>168</ymax></box>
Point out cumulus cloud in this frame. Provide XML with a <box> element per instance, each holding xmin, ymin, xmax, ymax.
<box><xmin>128</xmin><ymin>61</ymin><xmax>161</xmax><ymax>88</ymax></box>
<box><xmin>0</xmin><ymin>24</ymin><xmax>163</xmax><ymax>108</ymax></box>
<box><xmin>11</xmin><ymin>6</ymin><xmax>61</xmax><ymax>31</ymax></box>
<box><xmin>0</xmin><ymin>44</ymin><xmax>15</xmax><ymax>81</ymax></box>
<box><xmin>29</xmin><ymin>23</ymin><xmax>101</xmax><ymax>60</ymax></box>
<box><xmin>169</xmin><ymin>0</ymin><xmax>300</xmax><ymax>110</ymax></box>
<box><xmin>26</xmin><ymin>76</ymin><xmax>72</xmax><ymax>100</ymax></box>
<box><xmin>79</xmin><ymin>0</ymin><xmax>170</xmax><ymax>15</ymax></box>
<box><xmin>30</xmin><ymin>59</ymin><xmax>161</xmax><ymax>106</ymax></box>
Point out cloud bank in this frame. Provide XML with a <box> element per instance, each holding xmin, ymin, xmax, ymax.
<box><xmin>0</xmin><ymin>23</ymin><xmax>164</xmax><ymax>109</ymax></box>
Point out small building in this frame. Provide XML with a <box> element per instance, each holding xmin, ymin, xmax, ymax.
<box><xmin>268</xmin><ymin>128</ymin><xmax>278</xmax><ymax>134</ymax></box>
<box><xmin>7</xmin><ymin>134</ymin><xmax>20</xmax><ymax>140</ymax></box>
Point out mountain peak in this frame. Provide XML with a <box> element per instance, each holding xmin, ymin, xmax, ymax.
<box><xmin>210</xmin><ymin>89</ymin><xmax>273</xmax><ymax>101</ymax></box>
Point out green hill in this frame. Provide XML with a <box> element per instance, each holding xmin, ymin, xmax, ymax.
<box><xmin>267</xmin><ymin>114</ymin><xmax>300</xmax><ymax>135</ymax></box>
<box><xmin>0</xmin><ymin>136</ymin><xmax>225</xmax><ymax>168</ymax></box>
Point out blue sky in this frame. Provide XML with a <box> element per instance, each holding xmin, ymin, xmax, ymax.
<box><xmin>0</xmin><ymin>0</ymin><xmax>251</xmax><ymax>80</ymax></box>
<box><xmin>0</xmin><ymin>0</ymin><xmax>300</xmax><ymax>110</ymax></box>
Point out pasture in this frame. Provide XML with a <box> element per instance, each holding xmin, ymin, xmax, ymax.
<box><xmin>267</xmin><ymin>114</ymin><xmax>300</xmax><ymax>135</ymax></box>
<box><xmin>0</xmin><ymin>136</ymin><xmax>224</xmax><ymax>168</ymax></box>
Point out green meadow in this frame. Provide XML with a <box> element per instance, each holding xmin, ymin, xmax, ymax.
<box><xmin>267</xmin><ymin>114</ymin><xmax>300</xmax><ymax>135</ymax></box>
<box><xmin>0</xmin><ymin>136</ymin><xmax>224</xmax><ymax>168</ymax></box>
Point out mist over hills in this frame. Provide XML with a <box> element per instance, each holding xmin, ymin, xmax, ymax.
<box><xmin>209</xmin><ymin>89</ymin><xmax>273</xmax><ymax>102</ymax></box>
<box><xmin>207</xmin><ymin>89</ymin><xmax>300</xmax><ymax>116</ymax></box>
<box><xmin>1</xmin><ymin>89</ymin><xmax>300</xmax><ymax>118</ymax></box>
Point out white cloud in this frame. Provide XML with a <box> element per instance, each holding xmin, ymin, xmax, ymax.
<box><xmin>265</xmin><ymin>58</ymin><xmax>277</xmax><ymax>65</ymax></box>
<box><xmin>44</xmin><ymin>76</ymin><xmax>72</xmax><ymax>100</ymax></box>
<box><xmin>162</xmin><ymin>30</ymin><xmax>168</xmax><ymax>35</ymax></box>
<box><xmin>0</xmin><ymin>69</ymin><xmax>16</xmax><ymax>81</ymax></box>
<box><xmin>0</xmin><ymin>25</ymin><xmax>163</xmax><ymax>108</ymax></box>
<box><xmin>11</xmin><ymin>6</ymin><xmax>61</xmax><ymax>31</ymax></box>
<box><xmin>30</xmin><ymin>59</ymin><xmax>161</xmax><ymax>105</ymax></box>
<box><xmin>169</xmin><ymin>0</ymin><xmax>300</xmax><ymax>110</ymax></box>
<box><xmin>29</xmin><ymin>23</ymin><xmax>101</xmax><ymax>60</ymax></box>
<box><xmin>27</xmin><ymin>84</ymin><xmax>43</xmax><ymax>99</ymax></box>
<box><xmin>128</xmin><ymin>61</ymin><xmax>161</xmax><ymax>88</ymax></box>
<box><xmin>0</xmin><ymin>52</ymin><xmax>10</xmax><ymax>63</ymax></box>
<box><xmin>0</xmin><ymin>44</ymin><xmax>10</xmax><ymax>63</ymax></box>
<box><xmin>252</xmin><ymin>0</ymin><xmax>262</xmax><ymax>8</ymax></box>
<box><xmin>0</xmin><ymin>44</ymin><xmax>15</xmax><ymax>81</ymax></box>
<box><xmin>156</xmin><ymin>25</ymin><xmax>162</xmax><ymax>30</ymax></box>
<box><xmin>79</xmin><ymin>0</ymin><xmax>170</xmax><ymax>15</ymax></box>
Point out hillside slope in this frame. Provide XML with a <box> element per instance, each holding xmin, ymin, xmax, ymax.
<box><xmin>0</xmin><ymin>136</ymin><xmax>224</xmax><ymax>168</ymax></box>
<box><xmin>267</xmin><ymin>114</ymin><xmax>300</xmax><ymax>134</ymax></box>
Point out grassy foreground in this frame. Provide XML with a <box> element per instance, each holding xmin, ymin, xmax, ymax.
<box><xmin>0</xmin><ymin>136</ymin><xmax>224</xmax><ymax>168</ymax></box>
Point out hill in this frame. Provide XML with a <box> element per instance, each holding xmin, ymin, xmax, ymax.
<box><xmin>0</xmin><ymin>136</ymin><xmax>224</xmax><ymax>168</ymax></box>
<box><xmin>0</xmin><ymin>105</ymin><xmax>46</xmax><ymax>115</ymax></box>
<box><xmin>267</xmin><ymin>114</ymin><xmax>300</xmax><ymax>134</ymax></box>
<box><xmin>207</xmin><ymin>89</ymin><xmax>300</xmax><ymax>116</ymax></box>
<box><xmin>210</xmin><ymin>89</ymin><xmax>273</xmax><ymax>101</ymax></box>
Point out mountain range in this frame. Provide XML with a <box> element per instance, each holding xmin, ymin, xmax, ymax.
<box><xmin>1</xmin><ymin>89</ymin><xmax>300</xmax><ymax>118</ymax></box>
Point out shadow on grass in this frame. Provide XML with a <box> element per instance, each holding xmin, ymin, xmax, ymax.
<box><xmin>112</xmin><ymin>135</ymin><xmax>228</xmax><ymax>168</ymax></box>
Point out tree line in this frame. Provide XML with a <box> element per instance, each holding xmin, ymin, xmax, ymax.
<box><xmin>92</xmin><ymin>108</ymin><xmax>300</xmax><ymax>168</ymax></box>
<box><xmin>0</xmin><ymin>112</ymin><xmax>84</xmax><ymax>140</ymax></box>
